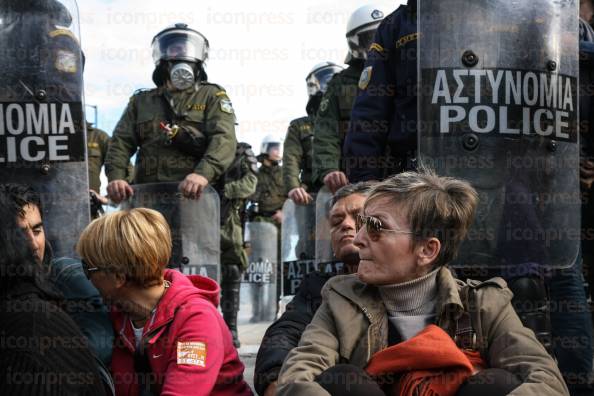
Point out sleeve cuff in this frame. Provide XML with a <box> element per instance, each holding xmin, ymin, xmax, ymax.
<box><xmin>194</xmin><ymin>162</ymin><xmax>217</xmax><ymax>182</ymax></box>
<box><xmin>106</xmin><ymin>169</ymin><xmax>127</xmax><ymax>182</ymax></box>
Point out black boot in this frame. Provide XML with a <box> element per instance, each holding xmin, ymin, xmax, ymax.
<box><xmin>222</xmin><ymin>264</ymin><xmax>242</xmax><ymax>348</ymax></box>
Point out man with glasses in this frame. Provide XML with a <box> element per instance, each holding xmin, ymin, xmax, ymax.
<box><xmin>254</xmin><ymin>181</ymin><xmax>375</xmax><ymax>396</ymax></box>
<box><xmin>0</xmin><ymin>183</ymin><xmax>114</xmax><ymax>368</ymax></box>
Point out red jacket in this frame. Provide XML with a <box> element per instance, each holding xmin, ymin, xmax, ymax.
<box><xmin>110</xmin><ymin>269</ymin><xmax>252</xmax><ymax>396</ymax></box>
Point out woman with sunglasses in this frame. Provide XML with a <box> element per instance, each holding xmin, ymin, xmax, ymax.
<box><xmin>276</xmin><ymin>170</ymin><xmax>568</xmax><ymax>396</ymax></box>
<box><xmin>76</xmin><ymin>208</ymin><xmax>252</xmax><ymax>396</ymax></box>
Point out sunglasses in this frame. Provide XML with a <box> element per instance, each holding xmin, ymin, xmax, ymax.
<box><xmin>355</xmin><ymin>214</ymin><xmax>414</xmax><ymax>239</ymax></box>
<box><xmin>81</xmin><ymin>259</ymin><xmax>101</xmax><ymax>279</ymax></box>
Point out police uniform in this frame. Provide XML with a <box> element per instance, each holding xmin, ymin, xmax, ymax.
<box><xmin>312</xmin><ymin>60</ymin><xmax>365</xmax><ymax>186</ymax></box>
<box><xmin>216</xmin><ymin>143</ymin><xmax>258</xmax><ymax>347</ymax></box>
<box><xmin>251</xmin><ymin>159</ymin><xmax>285</xmax><ymax>219</ymax></box>
<box><xmin>86</xmin><ymin>124</ymin><xmax>109</xmax><ymax>193</ymax></box>
<box><xmin>87</xmin><ymin>123</ymin><xmax>134</xmax><ymax>193</ymax></box>
<box><xmin>282</xmin><ymin>116</ymin><xmax>314</xmax><ymax>194</ymax></box>
<box><xmin>343</xmin><ymin>2</ymin><xmax>417</xmax><ymax>182</ymax></box>
<box><xmin>105</xmin><ymin>84</ymin><xmax>237</xmax><ymax>184</ymax></box>
<box><xmin>0</xmin><ymin>6</ymin><xmax>82</xmax><ymax>102</ymax></box>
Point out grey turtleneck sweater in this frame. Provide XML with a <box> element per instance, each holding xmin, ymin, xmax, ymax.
<box><xmin>378</xmin><ymin>267</ymin><xmax>440</xmax><ymax>341</ymax></box>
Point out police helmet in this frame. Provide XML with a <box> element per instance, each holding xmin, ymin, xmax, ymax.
<box><xmin>151</xmin><ymin>23</ymin><xmax>209</xmax><ymax>65</ymax></box>
<box><xmin>305</xmin><ymin>62</ymin><xmax>344</xmax><ymax>97</ymax></box>
<box><xmin>346</xmin><ymin>4</ymin><xmax>385</xmax><ymax>60</ymax></box>
<box><xmin>260</xmin><ymin>135</ymin><xmax>282</xmax><ymax>157</ymax></box>
<box><xmin>2</xmin><ymin>0</ymin><xmax>72</xmax><ymax>26</ymax></box>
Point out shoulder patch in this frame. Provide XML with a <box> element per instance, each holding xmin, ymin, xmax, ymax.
<box><xmin>55</xmin><ymin>50</ymin><xmax>77</xmax><ymax>73</ymax></box>
<box><xmin>319</xmin><ymin>98</ymin><xmax>329</xmax><ymax>113</ymax></box>
<box><xmin>177</xmin><ymin>341</ymin><xmax>206</xmax><ymax>367</ymax></box>
<box><xmin>358</xmin><ymin>66</ymin><xmax>373</xmax><ymax>90</ymax></box>
<box><xmin>215</xmin><ymin>91</ymin><xmax>228</xmax><ymax>97</ymax></box>
<box><xmin>220</xmin><ymin>98</ymin><xmax>234</xmax><ymax>114</ymax></box>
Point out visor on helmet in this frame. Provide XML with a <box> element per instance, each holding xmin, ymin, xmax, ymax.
<box><xmin>151</xmin><ymin>29</ymin><xmax>208</xmax><ymax>65</ymax></box>
<box><xmin>306</xmin><ymin>65</ymin><xmax>343</xmax><ymax>97</ymax></box>
<box><xmin>347</xmin><ymin>25</ymin><xmax>379</xmax><ymax>59</ymax></box>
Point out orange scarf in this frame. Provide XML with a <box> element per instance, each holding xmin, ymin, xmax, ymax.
<box><xmin>365</xmin><ymin>325</ymin><xmax>486</xmax><ymax>396</ymax></box>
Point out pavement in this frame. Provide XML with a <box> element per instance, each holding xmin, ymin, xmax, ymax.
<box><xmin>237</xmin><ymin>321</ymin><xmax>271</xmax><ymax>393</ymax></box>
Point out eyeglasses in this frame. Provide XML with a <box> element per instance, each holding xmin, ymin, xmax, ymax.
<box><xmin>355</xmin><ymin>214</ymin><xmax>414</xmax><ymax>240</ymax></box>
<box><xmin>81</xmin><ymin>259</ymin><xmax>101</xmax><ymax>279</ymax></box>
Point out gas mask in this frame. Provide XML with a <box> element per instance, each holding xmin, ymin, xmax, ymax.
<box><xmin>169</xmin><ymin>62</ymin><xmax>195</xmax><ymax>91</ymax></box>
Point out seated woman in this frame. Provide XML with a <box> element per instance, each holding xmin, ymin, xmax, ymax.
<box><xmin>277</xmin><ymin>170</ymin><xmax>569</xmax><ymax>396</ymax></box>
<box><xmin>76</xmin><ymin>208</ymin><xmax>252</xmax><ymax>396</ymax></box>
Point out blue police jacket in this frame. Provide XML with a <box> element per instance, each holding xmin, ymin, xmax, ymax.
<box><xmin>343</xmin><ymin>3</ymin><xmax>417</xmax><ymax>182</ymax></box>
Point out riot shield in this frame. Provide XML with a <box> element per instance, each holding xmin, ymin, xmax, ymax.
<box><xmin>239</xmin><ymin>221</ymin><xmax>278</xmax><ymax>324</ymax></box>
<box><xmin>122</xmin><ymin>183</ymin><xmax>221</xmax><ymax>282</ymax></box>
<box><xmin>315</xmin><ymin>187</ymin><xmax>334</xmax><ymax>265</ymax></box>
<box><xmin>0</xmin><ymin>0</ymin><xmax>88</xmax><ymax>259</ymax></box>
<box><xmin>281</xmin><ymin>195</ymin><xmax>342</xmax><ymax>296</ymax></box>
<box><xmin>314</xmin><ymin>187</ymin><xmax>346</xmax><ymax>278</ymax></box>
<box><xmin>418</xmin><ymin>0</ymin><xmax>579</xmax><ymax>270</ymax></box>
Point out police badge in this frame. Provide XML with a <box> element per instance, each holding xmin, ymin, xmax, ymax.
<box><xmin>220</xmin><ymin>98</ymin><xmax>234</xmax><ymax>114</ymax></box>
<box><xmin>358</xmin><ymin>66</ymin><xmax>372</xmax><ymax>90</ymax></box>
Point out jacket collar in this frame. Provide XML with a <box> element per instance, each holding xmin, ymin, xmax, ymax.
<box><xmin>327</xmin><ymin>267</ymin><xmax>465</xmax><ymax>329</ymax></box>
<box><xmin>112</xmin><ymin>269</ymin><xmax>220</xmax><ymax>351</ymax></box>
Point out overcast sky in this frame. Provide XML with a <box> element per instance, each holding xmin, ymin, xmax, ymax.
<box><xmin>77</xmin><ymin>0</ymin><xmax>404</xmax><ymax>153</ymax></box>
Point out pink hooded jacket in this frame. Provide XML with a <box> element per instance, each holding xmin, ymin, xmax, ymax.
<box><xmin>110</xmin><ymin>269</ymin><xmax>252</xmax><ymax>396</ymax></box>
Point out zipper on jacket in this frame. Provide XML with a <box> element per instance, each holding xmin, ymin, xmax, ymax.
<box><xmin>361</xmin><ymin>305</ymin><xmax>373</xmax><ymax>361</ymax></box>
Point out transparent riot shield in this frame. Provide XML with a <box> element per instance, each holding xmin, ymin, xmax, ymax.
<box><xmin>314</xmin><ymin>187</ymin><xmax>346</xmax><ymax>276</ymax></box>
<box><xmin>418</xmin><ymin>0</ymin><xmax>579</xmax><ymax>270</ymax></box>
<box><xmin>315</xmin><ymin>187</ymin><xmax>334</xmax><ymax>264</ymax></box>
<box><xmin>281</xmin><ymin>198</ymin><xmax>317</xmax><ymax>296</ymax></box>
<box><xmin>239</xmin><ymin>221</ymin><xmax>278</xmax><ymax>324</ymax></box>
<box><xmin>0</xmin><ymin>1</ymin><xmax>88</xmax><ymax>259</ymax></box>
<box><xmin>123</xmin><ymin>183</ymin><xmax>220</xmax><ymax>282</ymax></box>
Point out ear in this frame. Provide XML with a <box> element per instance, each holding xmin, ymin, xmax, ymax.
<box><xmin>416</xmin><ymin>237</ymin><xmax>441</xmax><ymax>269</ymax></box>
<box><xmin>113</xmin><ymin>272</ymin><xmax>127</xmax><ymax>289</ymax></box>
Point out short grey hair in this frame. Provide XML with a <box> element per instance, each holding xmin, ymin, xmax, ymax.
<box><xmin>330</xmin><ymin>181</ymin><xmax>377</xmax><ymax>208</ymax></box>
<box><xmin>366</xmin><ymin>168</ymin><xmax>478</xmax><ymax>267</ymax></box>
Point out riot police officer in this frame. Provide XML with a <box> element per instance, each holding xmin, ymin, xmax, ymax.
<box><xmin>312</xmin><ymin>4</ymin><xmax>385</xmax><ymax>193</ymax></box>
<box><xmin>251</xmin><ymin>136</ymin><xmax>285</xmax><ymax>224</ymax></box>
<box><xmin>343</xmin><ymin>1</ymin><xmax>418</xmax><ymax>182</ymax></box>
<box><xmin>87</xmin><ymin>122</ymin><xmax>134</xmax><ymax>218</ymax></box>
<box><xmin>0</xmin><ymin>0</ymin><xmax>83</xmax><ymax>102</ymax></box>
<box><xmin>216</xmin><ymin>142</ymin><xmax>258</xmax><ymax>348</ymax></box>
<box><xmin>105</xmin><ymin>23</ymin><xmax>237</xmax><ymax>202</ymax></box>
<box><xmin>283</xmin><ymin>62</ymin><xmax>343</xmax><ymax>204</ymax></box>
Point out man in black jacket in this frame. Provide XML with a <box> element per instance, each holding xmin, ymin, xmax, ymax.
<box><xmin>0</xmin><ymin>183</ymin><xmax>114</xmax><ymax>367</ymax></box>
<box><xmin>254</xmin><ymin>181</ymin><xmax>375</xmax><ymax>395</ymax></box>
<box><xmin>0</xmin><ymin>194</ymin><xmax>106</xmax><ymax>396</ymax></box>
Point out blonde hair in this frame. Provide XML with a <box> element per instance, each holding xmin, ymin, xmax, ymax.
<box><xmin>367</xmin><ymin>169</ymin><xmax>479</xmax><ymax>267</ymax></box>
<box><xmin>76</xmin><ymin>208</ymin><xmax>172</xmax><ymax>287</ymax></box>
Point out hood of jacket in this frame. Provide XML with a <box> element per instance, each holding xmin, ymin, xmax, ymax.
<box><xmin>111</xmin><ymin>269</ymin><xmax>220</xmax><ymax>348</ymax></box>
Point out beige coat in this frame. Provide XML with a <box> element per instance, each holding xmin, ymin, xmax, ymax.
<box><xmin>277</xmin><ymin>267</ymin><xmax>568</xmax><ymax>396</ymax></box>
